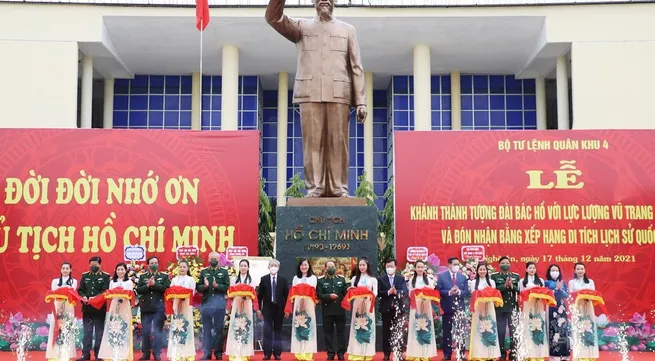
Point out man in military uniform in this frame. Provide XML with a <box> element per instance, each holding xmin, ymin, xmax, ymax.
<box><xmin>77</xmin><ymin>256</ymin><xmax>110</xmax><ymax>361</ymax></box>
<box><xmin>197</xmin><ymin>252</ymin><xmax>231</xmax><ymax>360</ymax></box>
<box><xmin>136</xmin><ymin>256</ymin><xmax>170</xmax><ymax>361</ymax></box>
<box><xmin>490</xmin><ymin>256</ymin><xmax>520</xmax><ymax>361</ymax></box>
<box><xmin>317</xmin><ymin>260</ymin><xmax>348</xmax><ymax>360</ymax></box>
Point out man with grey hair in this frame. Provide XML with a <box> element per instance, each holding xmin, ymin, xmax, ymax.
<box><xmin>257</xmin><ymin>259</ymin><xmax>289</xmax><ymax>360</ymax></box>
<box><xmin>197</xmin><ymin>252</ymin><xmax>230</xmax><ymax>360</ymax></box>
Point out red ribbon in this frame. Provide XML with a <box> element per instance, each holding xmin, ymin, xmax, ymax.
<box><xmin>284</xmin><ymin>283</ymin><xmax>318</xmax><ymax>313</ymax></box>
<box><xmin>45</xmin><ymin>287</ymin><xmax>82</xmax><ymax>347</ymax></box>
<box><xmin>226</xmin><ymin>284</ymin><xmax>260</xmax><ymax>312</ymax></box>
<box><xmin>409</xmin><ymin>288</ymin><xmax>442</xmax><ymax>314</ymax></box>
<box><xmin>470</xmin><ymin>288</ymin><xmax>503</xmax><ymax>312</ymax></box>
<box><xmin>341</xmin><ymin>287</ymin><xmax>376</xmax><ymax>313</ymax></box>
<box><xmin>519</xmin><ymin>287</ymin><xmax>557</xmax><ymax>309</ymax></box>
<box><xmin>88</xmin><ymin>288</ymin><xmax>135</xmax><ymax>311</ymax></box>
<box><xmin>570</xmin><ymin>289</ymin><xmax>608</xmax><ymax>315</ymax></box>
<box><xmin>164</xmin><ymin>286</ymin><xmax>194</xmax><ymax>316</ymax></box>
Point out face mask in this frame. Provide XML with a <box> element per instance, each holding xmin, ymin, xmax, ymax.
<box><xmin>327</xmin><ymin>268</ymin><xmax>336</xmax><ymax>276</ymax></box>
<box><xmin>451</xmin><ymin>265</ymin><xmax>460</xmax><ymax>273</ymax></box>
<box><xmin>90</xmin><ymin>266</ymin><xmax>99</xmax><ymax>273</ymax></box>
<box><xmin>386</xmin><ymin>267</ymin><xmax>396</xmax><ymax>275</ymax></box>
<box><xmin>149</xmin><ymin>264</ymin><xmax>158</xmax><ymax>272</ymax></box>
<box><xmin>209</xmin><ymin>260</ymin><xmax>218</xmax><ymax>267</ymax></box>
<box><xmin>500</xmin><ymin>264</ymin><xmax>510</xmax><ymax>272</ymax></box>
<box><xmin>550</xmin><ymin>271</ymin><xmax>560</xmax><ymax>279</ymax></box>
<box><xmin>269</xmin><ymin>267</ymin><xmax>279</xmax><ymax>275</ymax></box>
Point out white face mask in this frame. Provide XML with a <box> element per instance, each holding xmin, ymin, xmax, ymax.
<box><xmin>550</xmin><ymin>271</ymin><xmax>560</xmax><ymax>279</ymax></box>
<box><xmin>386</xmin><ymin>267</ymin><xmax>396</xmax><ymax>275</ymax></box>
<box><xmin>269</xmin><ymin>267</ymin><xmax>279</xmax><ymax>275</ymax></box>
<box><xmin>451</xmin><ymin>265</ymin><xmax>460</xmax><ymax>273</ymax></box>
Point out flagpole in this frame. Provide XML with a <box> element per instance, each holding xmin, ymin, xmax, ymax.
<box><xmin>199</xmin><ymin>19</ymin><xmax>203</xmax><ymax>126</ymax></box>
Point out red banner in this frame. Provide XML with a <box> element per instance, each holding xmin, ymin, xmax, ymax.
<box><xmin>395</xmin><ymin>130</ymin><xmax>655</xmax><ymax>319</ymax></box>
<box><xmin>0</xmin><ymin>129</ymin><xmax>259</xmax><ymax>319</ymax></box>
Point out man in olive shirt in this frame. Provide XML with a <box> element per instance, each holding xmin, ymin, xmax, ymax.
<box><xmin>197</xmin><ymin>252</ymin><xmax>231</xmax><ymax>360</ymax></box>
<box><xmin>77</xmin><ymin>256</ymin><xmax>110</xmax><ymax>361</ymax></box>
<box><xmin>136</xmin><ymin>256</ymin><xmax>170</xmax><ymax>361</ymax></box>
<box><xmin>490</xmin><ymin>256</ymin><xmax>520</xmax><ymax>361</ymax></box>
<box><xmin>317</xmin><ymin>260</ymin><xmax>348</xmax><ymax>361</ymax></box>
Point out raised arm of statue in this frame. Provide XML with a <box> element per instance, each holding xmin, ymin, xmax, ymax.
<box><xmin>265</xmin><ymin>0</ymin><xmax>301</xmax><ymax>44</ymax></box>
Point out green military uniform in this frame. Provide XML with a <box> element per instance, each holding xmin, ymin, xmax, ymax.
<box><xmin>317</xmin><ymin>275</ymin><xmax>348</xmax><ymax>358</ymax></box>
<box><xmin>135</xmin><ymin>271</ymin><xmax>170</xmax><ymax>359</ymax></box>
<box><xmin>196</xmin><ymin>266</ymin><xmax>230</xmax><ymax>358</ymax></box>
<box><xmin>77</xmin><ymin>270</ymin><xmax>110</xmax><ymax>359</ymax></box>
<box><xmin>490</xmin><ymin>271</ymin><xmax>520</xmax><ymax>361</ymax></box>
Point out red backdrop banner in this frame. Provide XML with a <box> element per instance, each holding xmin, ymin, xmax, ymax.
<box><xmin>394</xmin><ymin>130</ymin><xmax>655</xmax><ymax>319</ymax></box>
<box><xmin>0</xmin><ymin>129</ymin><xmax>259</xmax><ymax>319</ymax></box>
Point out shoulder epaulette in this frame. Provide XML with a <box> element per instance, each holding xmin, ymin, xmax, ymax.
<box><xmin>82</xmin><ymin>271</ymin><xmax>90</xmax><ymax>275</ymax></box>
<box><xmin>511</xmin><ymin>272</ymin><xmax>520</xmax><ymax>275</ymax></box>
<box><xmin>491</xmin><ymin>272</ymin><xmax>499</xmax><ymax>275</ymax></box>
<box><xmin>102</xmin><ymin>271</ymin><xmax>110</xmax><ymax>275</ymax></box>
<box><xmin>318</xmin><ymin>275</ymin><xmax>326</xmax><ymax>280</ymax></box>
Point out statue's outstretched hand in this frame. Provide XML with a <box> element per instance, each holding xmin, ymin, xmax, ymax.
<box><xmin>356</xmin><ymin>105</ymin><xmax>367</xmax><ymax>123</ymax></box>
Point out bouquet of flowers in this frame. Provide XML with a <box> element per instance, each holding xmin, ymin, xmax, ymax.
<box><xmin>127</xmin><ymin>262</ymin><xmax>146</xmax><ymax>290</ymax></box>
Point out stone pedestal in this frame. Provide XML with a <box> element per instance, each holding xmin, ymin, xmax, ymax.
<box><xmin>275</xmin><ymin>197</ymin><xmax>380</xmax><ymax>351</ymax></box>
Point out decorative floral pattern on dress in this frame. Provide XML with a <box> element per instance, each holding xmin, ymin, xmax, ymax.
<box><xmin>414</xmin><ymin>313</ymin><xmax>433</xmax><ymax>346</ymax></box>
<box><xmin>170</xmin><ymin>314</ymin><xmax>190</xmax><ymax>346</ymax></box>
<box><xmin>107</xmin><ymin>314</ymin><xmax>129</xmax><ymax>348</ymax></box>
<box><xmin>528</xmin><ymin>312</ymin><xmax>545</xmax><ymax>346</ymax></box>
<box><xmin>294</xmin><ymin>310</ymin><xmax>312</xmax><ymax>342</ymax></box>
<box><xmin>232</xmin><ymin>313</ymin><xmax>251</xmax><ymax>345</ymax></box>
<box><xmin>354</xmin><ymin>312</ymin><xmax>373</xmax><ymax>344</ymax></box>
<box><xmin>578</xmin><ymin>315</ymin><xmax>596</xmax><ymax>347</ymax></box>
<box><xmin>478</xmin><ymin>315</ymin><xmax>497</xmax><ymax>347</ymax></box>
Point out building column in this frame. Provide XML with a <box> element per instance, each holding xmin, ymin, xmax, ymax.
<box><xmin>192</xmin><ymin>72</ymin><xmax>201</xmax><ymax>130</ymax></box>
<box><xmin>103</xmin><ymin>78</ymin><xmax>114</xmax><ymax>129</ymax></box>
<box><xmin>535</xmin><ymin>77</ymin><xmax>547</xmax><ymax>130</ymax></box>
<box><xmin>221</xmin><ymin>45</ymin><xmax>239</xmax><ymax>130</ymax></box>
<box><xmin>556</xmin><ymin>55</ymin><xmax>570</xmax><ymax>130</ymax></box>
<box><xmin>80</xmin><ymin>54</ymin><xmax>93</xmax><ymax>129</ymax></box>
<box><xmin>450</xmin><ymin>71</ymin><xmax>462</xmax><ymax>130</ymax></box>
<box><xmin>276</xmin><ymin>72</ymin><xmax>289</xmax><ymax>206</ymax></box>
<box><xmin>364</xmin><ymin>72</ymin><xmax>374</xmax><ymax>183</ymax></box>
<box><xmin>413</xmin><ymin>44</ymin><xmax>431</xmax><ymax>131</ymax></box>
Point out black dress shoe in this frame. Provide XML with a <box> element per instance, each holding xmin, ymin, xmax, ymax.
<box><xmin>275</xmin><ymin>357</ymin><xmax>281</xmax><ymax>361</ymax></box>
<box><xmin>337</xmin><ymin>354</ymin><xmax>345</xmax><ymax>361</ymax></box>
<box><xmin>215</xmin><ymin>353</ymin><xmax>223</xmax><ymax>360</ymax></box>
<box><xmin>328</xmin><ymin>355</ymin><xmax>335</xmax><ymax>361</ymax></box>
<box><xmin>77</xmin><ymin>356</ymin><xmax>91</xmax><ymax>361</ymax></box>
<box><xmin>264</xmin><ymin>355</ymin><xmax>272</xmax><ymax>360</ymax></box>
<box><xmin>154</xmin><ymin>356</ymin><xmax>162</xmax><ymax>361</ymax></box>
<box><xmin>383</xmin><ymin>356</ymin><xmax>390</xmax><ymax>361</ymax></box>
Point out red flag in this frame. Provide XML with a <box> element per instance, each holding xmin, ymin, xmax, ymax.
<box><xmin>196</xmin><ymin>0</ymin><xmax>210</xmax><ymax>31</ymax></box>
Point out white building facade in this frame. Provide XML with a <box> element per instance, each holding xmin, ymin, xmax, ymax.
<box><xmin>1</xmin><ymin>0</ymin><xmax>654</xmax><ymax>207</ymax></box>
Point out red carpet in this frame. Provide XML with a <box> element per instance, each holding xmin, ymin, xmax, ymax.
<box><xmin>0</xmin><ymin>351</ymin><xmax>649</xmax><ymax>361</ymax></box>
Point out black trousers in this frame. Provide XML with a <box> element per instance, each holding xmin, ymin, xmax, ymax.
<box><xmin>323</xmin><ymin>314</ymin><xmax>346</xmax><ymax>356</ymax></box>
<box><xmin>201</xmin><ymin>307</ymin><xmax>227</xmax><ymax>356</ymax></box>
<box><xmin>382</xmin><ymin>310</ymin><xmax>406</xmax><ymax>356</ymax></box>
<box><xmin>141</xmin><ymin>311</ymin><xmax>166</xmax><ymax>357</ymax></box>
<box><xmin>496</xmin><ymin>311</ymin><xmax>516</xmax><ymax>360</ymax></box>
<box><xmin>441</xmin><ymin>313</ymin><xmax>465</xmax><ymax>358</ymax></box>
<box><xmin>81</xmin><ymin>312</ymin><xmax>106</xmax><ymax>357</ymax></box>
<box><xmin>263</xmin><ymin>303</ymin><xmax>284</xmax><ymax>357</ymax></box>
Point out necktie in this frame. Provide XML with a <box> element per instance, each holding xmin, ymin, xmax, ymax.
<box><xmin>452</xmin><ymin>273</ymin><xmax>457</xmax><ymax>287</ymax></box>
<box><xmin>272</xmin><ymin>276</ymin><xmax>277</xmax><ymax>303</ymax></box>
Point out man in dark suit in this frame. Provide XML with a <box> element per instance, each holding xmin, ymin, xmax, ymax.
<box><xmin>436</xmin><ymin>257</ymin><xmax>470</xmax><ymax>361</ymax></box>
<box><xmin>257</xmin><ymin>259</ymin><xmax>289</xmax><ymax>361</ymax></box>
<box><xmin>377</xmin><ymin>258</ymin><xmax>408</xmax><ymax>361</ymax></box>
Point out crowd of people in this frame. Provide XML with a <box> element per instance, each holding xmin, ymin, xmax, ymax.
<box><xmin>45</xmin><ymin>254</ymin><xmax>601</xmax><ymax>361</ymax></box>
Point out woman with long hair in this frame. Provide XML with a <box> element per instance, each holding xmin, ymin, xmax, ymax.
<box><xmin>545</xmin><ymin>264</ymin><xmax>570</xmax><ymax>361</ymax></box>
<box><xmin>45</xmin><ymin>262</ymin><xmax>78</xmax><ymax>361</ymax></box>
<box><xmin>406</xmin><ymin>260</ymin><xmax>437</xmax><ymax>361</ymax></box>
<box><xmin>346</xmin><ymin>257</ymin><xmax>378</xmax><ymax>361</ymax></box>
<box><xmin>166</xmin><ymin>260</ymin><xmax>196</xmax><ymax>361</ymax></box>
<box><xmin>97</xmin><ymin>262</ymin><xmax>134</xmax><ymax>361</ymax></box>
<box><xmin>226</xmin><ymin>259</ymin><xmax>259</xmax><ymax>361</ymax></box>
<box><xmin>568</xmin><ymin>262</ymin><xmax>599</xmax><ymax>360</ymax></box>
<box><xmin>285</xmin><ymin>259</ymin><xmax>318</xmax><ymax>361</ymax></box>
<box><xmin>468</xmin><ymin>263</ymin><xmax>501</xmax><ymax>361</ymax></box>
<box><xmin>518</xmin><ymin>262</ymin><xmax>549</xmax><ymax>360</ymax></box>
